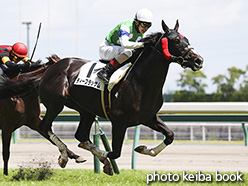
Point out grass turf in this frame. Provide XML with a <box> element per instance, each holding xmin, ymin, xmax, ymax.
<box><xmin>0</xmin><ymin>169</ymin><xmax>247</xmax><ymax>186</ymax></box>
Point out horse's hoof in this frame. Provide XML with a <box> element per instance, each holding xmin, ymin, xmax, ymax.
<box><xmin>58</xmin><ymin>155</ymin><xmax>68</xmax><ymax>168</ymax></box>
<box><xmin>102</xmin><ymin>158</ymin><xmax>113</xmax><ymax>176</ymax></box>
<box><xmin>134</xmin><ymin>145</ymin><xmax>147</xmax><ymax>153</ymax></box>
<box><xmin>75</xmin><ymin>156</ymin><xmax>87</xmax><ymax>163</ymax></box>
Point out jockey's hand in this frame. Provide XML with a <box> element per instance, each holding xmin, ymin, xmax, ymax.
<box><xmin>21</xmin><ymin>61</ymin><xmax>31</xmax><ymax>70</ymax></box>
<box><xmin>27</xmin><ymin>60</ymin><xmax>35</xmax><ymax>63</ymax></box>
<box><xmin>30</xmin><ymin>60</ymin><xmax>43</xmax><ymax>68</ymax></box>
<box><xmin>5</xmin><ymin>61</ymin><xmax>30</xmax><ymax>70</ymax></box>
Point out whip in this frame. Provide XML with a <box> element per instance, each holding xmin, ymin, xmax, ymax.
<box><xmin>30</xmin><ymin>22</ymin><xmax>42</xmax><ymax>61</ymax></box>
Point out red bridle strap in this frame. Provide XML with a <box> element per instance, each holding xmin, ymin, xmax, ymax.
<box><xmin>179</xmin><ymin>33</ymin><xmax>184</xmax><ymax>38</ymax></box>
<box><xmin>161</xmin><ymin>38</ymin><xmax>172</xmax><ymax>60</ymax></box>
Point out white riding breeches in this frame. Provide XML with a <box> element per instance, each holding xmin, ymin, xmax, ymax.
<box><xmin>0</xmin><ymin>67</ymin><xmax>4</xmax><ymax>76</ymax></box>
<box><xmin>99</xmin><ymin>40</ymin><xmax>133</xmax><ymax>61</ymax></box>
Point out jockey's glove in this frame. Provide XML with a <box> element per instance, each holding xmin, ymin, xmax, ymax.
<box><xmin>29</xmin><ymin>60</ymin><xmax>43</xmax><ymax>68</ymax></box>
<box><xmin>5</xmin><ymin>61</ymin><xmax>31</xmax><ymax>71</ymax></box>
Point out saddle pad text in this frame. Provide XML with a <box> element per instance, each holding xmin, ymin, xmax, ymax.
<box><xmin>74</xmin><ymin>62</ymin><xmax>105</xmax><ymax>91</ymax></box>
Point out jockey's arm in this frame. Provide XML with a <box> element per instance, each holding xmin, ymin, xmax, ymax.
<box><xmin>119</xmin><ymin>25</ymin><xmax>144</xmax><ymax>49</ymax></box>
<box><xmin>2</xmin><ymin>56</ymin><xmax>31</xmax><ymax>71</ymax></box>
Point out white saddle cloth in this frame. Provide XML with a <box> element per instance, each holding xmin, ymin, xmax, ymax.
<box><xmin>74</xmin><ymin>61</ymin><xmax>131</xmax><ymax>92</ymax></box>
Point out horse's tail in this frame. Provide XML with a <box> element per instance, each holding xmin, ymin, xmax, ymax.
<box><xmin>0</xmin><ymin>75</ymin><xmax>41</xmax><ymax>99</ymax></box>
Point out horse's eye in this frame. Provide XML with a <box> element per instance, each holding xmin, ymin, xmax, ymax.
<box><xmin>174</xmin><ymin>37</ymin><xmax>181</xmax><ymax>44</ymax></box>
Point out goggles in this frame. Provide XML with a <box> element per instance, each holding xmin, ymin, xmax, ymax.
<box><xmin>139</xmin><ymin>22</ymin><xmax>152</xmax><ymax>28</ymax></box>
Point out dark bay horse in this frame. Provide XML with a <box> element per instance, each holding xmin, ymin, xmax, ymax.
<box><xmin>38</xmin><ymin>20</ymin><xmax>203</xmax><ymax>175</ymax></box>
<box><xmin>1</xmin><ymin>20</ymin><xmax>203</xmax><ymax>175</ymax></box>
<box><xmin>0</xmin><ymin>55</ymin><xmax>84</xmax><ymax>175</ymax></box>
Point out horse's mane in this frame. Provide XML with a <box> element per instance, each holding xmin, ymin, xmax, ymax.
<box><xmin>129</xmin><ymin>32</ymin><xmax>163</xmax><ymax>62</ymax></box>
<box><xmin>143</xmin><ymin>32</ymin><xmax>163</xmax><ymax>46</ymax></box>
<box><xmin>46</xmin><ymin>54</ymin><xmax>61</xmax><ymax>64</ymax></box>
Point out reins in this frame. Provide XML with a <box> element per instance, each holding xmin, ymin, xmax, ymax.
<box><xmin>123</xmin><ymin>49</ymin><xmax>144</xmax><ymax>81</ymax></box>
<box><xmin>123</xmin><ymin>33</ymin><xmax>166</xmax><ymax>81</ymax></box>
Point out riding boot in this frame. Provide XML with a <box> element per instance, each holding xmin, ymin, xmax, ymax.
<box><xmin>97</xmin><ymin>62</ymin><xmax>116</xmax><ymax>83</ymax></box>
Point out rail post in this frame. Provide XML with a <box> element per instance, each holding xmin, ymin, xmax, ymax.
<box><xmin>13</xmin><ymin>130</ymin><xmax>17</xmax><ymax>144</ymax></box>
<box><xmin>93</xmin><ymin>121</ymin><xmax>100</xmax><ymax>173</ymax></box>
<box><xmin>99</xmin><ymin>131</ymin><xmax>120</xmax><ymax>174</ymax></box>
<box><xmin>96</xmin><ymin>117</ymin><xmax>120</xmax><ymax>174</ymax></box>
<box><xmin>132</xmin><ymin>125</ymin><xmax>140</xmax><ymax>169</ymax></box>
<box><xmin>242</xmin><ymin>123</ymin><xmax>248</xmax><ymax>146</ymax></box>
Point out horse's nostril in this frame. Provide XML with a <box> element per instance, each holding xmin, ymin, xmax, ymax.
<box><xmin>195</xmin><ymin>57</ymin><xmax>203</xmax><ymax>65</ymax></box>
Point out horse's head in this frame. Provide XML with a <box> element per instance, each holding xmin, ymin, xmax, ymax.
<box><xmin>160</xmin><ymin>20</ymin><xmax>203</xmax><ymax>71</ymax></box>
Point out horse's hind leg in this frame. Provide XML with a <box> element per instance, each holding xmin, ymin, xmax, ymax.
<box><xmin>39</xmin><ymin>105</ymin><xmax>69</xmax><ymax>168</ymax></box>
<box><xmin>135</xmin><ymin>115</ymin><xmax>174</xmax><ymax>157</ymax></box>
<box><xmin>27</xmin><ymin>116</ymin><xmax>86</xmax><ymax>164</ymax></box>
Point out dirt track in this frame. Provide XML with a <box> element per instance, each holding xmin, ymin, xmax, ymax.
<box><xmin>1</xmin><ymin>142</ymin><xmax>248</xmax><ymax>173</ymax></box>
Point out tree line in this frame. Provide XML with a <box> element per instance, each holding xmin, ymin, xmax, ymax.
<box><xmin>163</xmin><ymin>66</ymin><xmax>248</xmax><ymax>102</ymax></box>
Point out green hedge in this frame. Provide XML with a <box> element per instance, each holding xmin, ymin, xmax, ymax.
<box><xmin>164</xmin><ymin>91</ymin><xmax>248</xmax><ymax>102</ymax></box>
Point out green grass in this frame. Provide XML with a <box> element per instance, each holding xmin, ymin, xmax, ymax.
<box><xmin>0</xmin><ymin>169</ymin><xmax>247</xmax><ymax>186</ymax></box>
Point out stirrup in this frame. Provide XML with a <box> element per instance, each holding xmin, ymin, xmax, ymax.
<box><xmin>97</xmin><ymin>71</ymin><xmax>110</xmax><ymax>83</ymax></box>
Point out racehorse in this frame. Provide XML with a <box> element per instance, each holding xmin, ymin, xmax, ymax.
<box><xmin>1</xmin><ymin>20</ymin><xmax>203</xmax><ymax>175</ymax></box>
<box><xmin>0</xmin><ymin>55</ymin><xmax>85</xmax><ymax>175</ymax></box>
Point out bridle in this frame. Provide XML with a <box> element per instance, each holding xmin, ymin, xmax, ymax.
<box><xmin>153</xmin><ymin>33</ymin><xmax>194</xmax><ymax>67</ymax></box>
<box><xmin>124</xmin><ymin>32</ymin><xmax>194</xmax><ymax>81</ymax></box>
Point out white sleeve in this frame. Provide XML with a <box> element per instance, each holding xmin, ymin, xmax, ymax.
<box><xmin>119</xmin><ymin>25</ymin><xmax>144</xmax><ymax>49</ymax></box>
<box><xmin>119</xmin><ymin>35</ymin><xmax>144</xmax><ymax>49</ymax></box>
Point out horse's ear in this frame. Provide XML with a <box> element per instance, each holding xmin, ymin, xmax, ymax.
<box><xmin>162</xmin><ymin>20</ymin><xmax>170</xmax><ymax>34</ymax></box>
<box><xmin>174</xmin><ymin>19</ymin><xmax>179</xmax><ymax>31</ymax></box>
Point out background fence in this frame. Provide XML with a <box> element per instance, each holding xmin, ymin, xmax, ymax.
<box><xmin>13</xmin><ymin>121</ymin><xmax>245</xmax><ymax>142</ymax></box>
<box><xmin>9</xmin><ymin>102</ymin><xmax>248</xmax><ymax>143</ymax></box>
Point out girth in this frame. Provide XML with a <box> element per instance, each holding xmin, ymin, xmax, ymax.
<box><xmin>101</xmin><ymin>85</ymin><xmax>111</xmax><ymax>120</ymax></box>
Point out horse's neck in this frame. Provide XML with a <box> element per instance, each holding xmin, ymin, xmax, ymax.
<box><xmin>26</xmin><ymin>67</ymin><xmax>45</xmax><ymax>77</ymax></box>
<box><xmin>116</xmin><ymin>51</ymin><xmax>170</xmax><ymax>113</ymax></box>
<box><xmin>18</xmin><ymin>67</ymin><xmax>45</xmax><ymax>81</ymax></box>
<box><xmin>129</xmin><ymin>51</ymin><xmax>170</xmax><ymax>92</ymax></box>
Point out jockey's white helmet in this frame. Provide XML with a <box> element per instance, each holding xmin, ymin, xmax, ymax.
<box><xmin>135</xmin><ymin>8</ymin><xmax>153</xmax><ymax>23</ymax></box>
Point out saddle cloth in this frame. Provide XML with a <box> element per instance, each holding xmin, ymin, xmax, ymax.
<box><xmin>74</xmin><ymin>61</ymin><xmax>131</xmax><ymax>92</ymax></box>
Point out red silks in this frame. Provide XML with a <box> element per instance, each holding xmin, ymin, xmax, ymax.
<box><xmin>110</xmin><ymin>58</ymin><xmax>120</xmax><ymax>67</ymax></box>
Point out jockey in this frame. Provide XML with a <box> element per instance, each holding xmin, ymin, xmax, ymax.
<box><xmin>0</xmin><ymin>42</ymin><xmax>41</xmax><ymax>78</ymax></box>
<box><xmin>97</xmin><ymin>8</ymin><xmax>153</xmax><ymax>83</ymax></box>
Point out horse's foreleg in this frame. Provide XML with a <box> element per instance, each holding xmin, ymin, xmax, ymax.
<box><xmin>135</xmin><ymin>115</ymin><xmax>174</xmax><ymax>157</ymax></box>
<box><xmin>48</xmin><ymin>131</ymin><xmax>68</xmax><ymax>168</ymax></box>
<box><xmin>66</xmin><ymin>149</ymin><xmax>86</xmax><ymax>163</ymax></box>
<box><xmin>107</xmin><ymin>123</ymin><xmax>126</xmax><ymax>159</ymax></box>
<box><xmin>134</xmin><ymin>141</ymin><xmax>167</xmax><ymax>157</ymax></box>
<box><xmin>2</xmin><ymin>130</ymin><xmax>12</xmax><ymax>175</ymax></box>
<box><xmin>78</xmin><ymin>141</ymin><xmax>113</xmax><ymax>176</ymax></box>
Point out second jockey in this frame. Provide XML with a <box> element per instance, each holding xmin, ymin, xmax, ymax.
<box><xmin>0</xmin><ymin>42</ymin><xmax>42</xmax><ymax>79</ymax></box>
